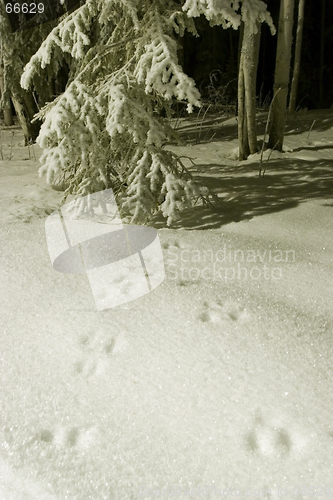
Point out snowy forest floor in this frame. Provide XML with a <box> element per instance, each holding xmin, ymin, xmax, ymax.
<box><xmin>0</xmin><ymin>109</ymin><xmax>332</xmax><ymax>499</ymax></box>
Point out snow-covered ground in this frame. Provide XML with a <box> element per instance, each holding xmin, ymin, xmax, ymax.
<box><xmin>0</xmin><ymin>110</ymin><xmax>332</xmax><ymax>499</ymax></box>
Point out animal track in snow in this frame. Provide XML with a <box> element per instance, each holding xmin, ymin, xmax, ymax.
<box><xmin>244</xmin><ymin>410</ymin><xmax>313</xmax><ymax>459</ymax></box>
<box><xmin>39</xmin><ymin>429</ymin><xmax>54</xmax><ymax>443</ymax></box>
<box><xmin>199</xmin><ymin>300</ymin><xmax>249</xmax><ymax>324</ymax></box>
<box><xmin>162</xmin><ymin>241</ymin><xmax>181</xmax><ymax>250</ymax></box>
<box><xmin>73</xmin><ymin>329</ymin><xmax>128</xmax><ymax>378</ymax></box>
<box><xmin>177</xmin><ymin>279</ymin><xmax>196</xmax><ymax>287</ymax></box>
<box><xmin>246</xmin><ymin>425</ymin><xmax>292</xmax><ymax>458</ymax></box>
<box><xmin>37</xmin><ymin>424</ymin><xmax>103</xmax><ymax>451</ymax></box>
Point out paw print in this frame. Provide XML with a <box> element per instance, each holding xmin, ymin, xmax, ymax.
<box><xmin>244</xmin><ymin>410</ymin><xmax>311</xmax><ymax>459</ymax></box>
<box><xmin>73</xmin><ymin>330</ymin><xmax>128</xmax><ymax>378</ymax></box>
<box><xmin>52</xmin><ymin>424</ymin><xmax>104</xmax><ymax>450</ymax></box>
<box><xmin>200</xmin><ymin>300</ymin><xmax>248</xmax><ymax>324</ymax></box>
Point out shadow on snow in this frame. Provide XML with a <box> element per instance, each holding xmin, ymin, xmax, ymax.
<box><xmin>151</xmin><ymin>157</ymin><xmax>333</xmax><ymax>230</ymax></box>
<box><xmin>175</xmin><ymin>109</ymin><xmax>333</xmax><ymax>144</ymax></box>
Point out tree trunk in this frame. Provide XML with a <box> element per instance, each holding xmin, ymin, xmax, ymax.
<box><xmin>0</xmin><ymin>75</ymin><xmax>14</xmax><ymax>126</ymax></box>
<box><xmin>268</xmin><ymin>0</ymin><xmax>295</xmax><ymax>151</ymax></box>
<box><xmin>238</xmin><ymin>49</ymin><xmax>249</xmax><ymax>160</ymax></box>
<box><xmin>289</xmin><ymin>0</ymin><xmax>305</xmax><ymax>113</ymax></box>
<box><xmin>2</xmin><ymin>100</ymin><xmax>14</xmax><ymax>126</ymax></box>
<box><xmin>238</xmin><ymin>21</ymin><xmax>261</xmax><ymax>160</ymax></box>
<box><xmin>243</xmin><ymin>21</ymin><xmax>261</xmax><ymax>155</ymax></box>
<box><xmin>10</xmin><ymin>90</ymin><xmax>40</xmax><ymax>145</ymax></box>
<box><xmin>0</xmin><ymin>53</ymin><xmax>14</xmax><ymax>126</ymax></box>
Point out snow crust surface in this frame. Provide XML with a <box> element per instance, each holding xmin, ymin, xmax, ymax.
<box><xmin>0</xmin><ymin>113</ymin><xmax>332</xmax><ymax>499</ymax></box>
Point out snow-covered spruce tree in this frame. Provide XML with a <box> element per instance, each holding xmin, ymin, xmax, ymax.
<box><xmin>21</xmin><ymin>0</ymin><xmax>206</xmax><ymax>225</ymax></box>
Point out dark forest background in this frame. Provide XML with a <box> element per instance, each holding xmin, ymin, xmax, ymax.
<box><xmin>180</xmin><ymin>0</ymin><xmax>332</xmax><ymax>111</ymax></box>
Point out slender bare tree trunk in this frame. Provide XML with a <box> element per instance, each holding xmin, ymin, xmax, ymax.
<box><xmin>0</xmin><ymin>53</ymin><xmax>14</xmax><ymax>126</ymax></box>
<box><xmin>289</xmin><ymin>0</ymin><xmax>305</xmax><ymax>113</ymax></box>
<box><xmin>243</xmin><ymin>21</ymin><xmax>261</xmax><ymax>154</ymax></box>
<box><xmin>238</xmin><ymin>48</ymin><xmax>247</xmax><ymax>160</ymax></box>
<box><xmin>268</xmin><ymin>0</ymin><xmax>295</xmax><ymax>151</ymax></box>
<box><xmin>238</xmin><ymin>21</ymin><xmax>261</xmax><ymax>160</ymax></box>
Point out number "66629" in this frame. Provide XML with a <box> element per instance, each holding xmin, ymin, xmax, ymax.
<box><xmin>5</xmin><ymin>3</ymin><xmax>45</xmax><ymax>14</ymax></box>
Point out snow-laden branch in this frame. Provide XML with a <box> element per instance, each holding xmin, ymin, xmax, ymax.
<box><xmin>183</xmin><ymin>0</ymin><xmax>275</xmax><ymax>34</ymax></box>
<box><xmin>134</xmin><ymin>8</ymin><xmax>200</xmax><ymax>112</ymax></box>
<box><xmin>21</xmin><ymin>0</ymin><xmax>98</xmax><ymax>89</ymax></box>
